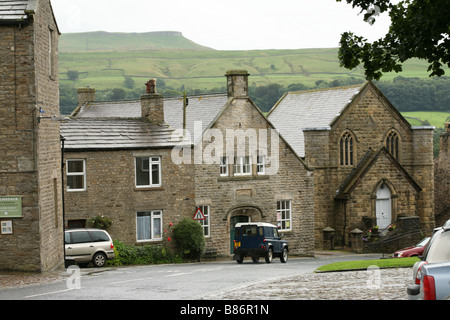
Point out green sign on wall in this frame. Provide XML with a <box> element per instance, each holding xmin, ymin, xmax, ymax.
<box><xmin>0</xmin><ymin>196</ymin><xmax>23</xmax><ymax>218</ymax></box>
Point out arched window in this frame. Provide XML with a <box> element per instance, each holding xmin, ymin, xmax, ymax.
<box><xmin>340</xmin><ymin>131</ymin><xmax>355</xmax><ymax>166</ymax></box>
<box><xmin>386</xmin><ymin>130</ymin><xmax>400</xmax><ymax>160</ymax></box>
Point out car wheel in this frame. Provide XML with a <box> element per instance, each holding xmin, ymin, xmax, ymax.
<box><xmin>280</xmin><ymin>248</ymin><xmax>288</xmax><ymax>263</ymax></box>
<box><xmin>92</xmin><ymin>252</ymin><xmax>107</xmax><ymax>267</ymax></box>
<box><xmin>265</xmin><ymin>248</ymin><xmax>273</xmax><ymax>263</ymax></box>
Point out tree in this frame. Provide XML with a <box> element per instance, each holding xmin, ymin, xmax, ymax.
<box><xmin>337</xmin><ymin>0</ymin><xmax>450</xmax><ymax>80</ymax></box>
<box><xmin>66</xmin><ymin>70</ymin><xmax>79</xmax><ymax>81</ymax></box>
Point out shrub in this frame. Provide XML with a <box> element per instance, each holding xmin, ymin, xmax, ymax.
<box><xmin>88</xmin><ymin>215</ymin><xmax>113</xmax><ymax>230</ymax></box>
<box><xmin>107</xmin><ymin>240</ymin><xmax>182</xmax><ymax>266</ymax></box>
<box><xmin>173</xmin><ymin>218</ymin><xmax>206</xmax><ymax>261</ymax></box>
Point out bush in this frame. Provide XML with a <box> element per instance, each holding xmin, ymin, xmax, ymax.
<box><xmin>107</xmin><ymin>240</ymin><xmax>182</xmax><ymax>266</ymax></box>
<box><xmin>173</xmin><ymin>218</ymin><xmax>206</xmax><ymax>261</ymax></box>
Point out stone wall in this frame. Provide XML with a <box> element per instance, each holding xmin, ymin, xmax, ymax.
<box><xmin>0</xmin><ymin>0</ymin><xmax>63</xmax><ymax>272</ymax></box>
<box><xmin>64</xmin><ymin>148</ymin><xmax>196</xmax><ymax>246</ymax></box>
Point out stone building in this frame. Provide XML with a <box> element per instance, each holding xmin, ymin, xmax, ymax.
<box><xmin>0</xmin><ymin>0</ymin><xmax>63</xmax><ymax>271</ymax></box>
<box><xmin>268</xmin><ymin>82</ymin><xmax>435</xmax><ymax>248</ymax></box>
<box><xmin>61</xmin><ymin>70</ymin><xmax>315</xmax><ymax>257</ymax></box>
<box><xmin>435</xmin><ymin>123</ymin><xmax>450</xmax><ymax>226</ymax></box>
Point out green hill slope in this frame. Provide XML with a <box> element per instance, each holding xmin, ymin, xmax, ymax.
<box><xmin>59</xmin><ymin>31</ymin><xmax>214</xmax><ymax>52</ymax></box>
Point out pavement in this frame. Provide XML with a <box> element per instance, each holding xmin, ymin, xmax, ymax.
<box><xmin>0</xmin><ymin>250</ymin><xmax>413</xmax><ymax>300</ymax></box>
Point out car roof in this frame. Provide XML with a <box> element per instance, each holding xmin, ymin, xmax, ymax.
<box><xmin>235</xmin><ymin>222</ymin><xmax>277</xmax><ymax>228</ymax></box>
<box><xmin>65</xmin><ymin>228</ymin><xmax>107</xmax><ymax>232</ymax></box>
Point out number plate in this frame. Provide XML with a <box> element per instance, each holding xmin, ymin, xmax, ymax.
<box><xmin>234</xmin><ymin>241</ymin><xmax>241</xmax><ymax>247</ymax></box>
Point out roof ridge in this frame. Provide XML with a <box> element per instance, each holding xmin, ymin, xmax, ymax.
<box><xmin>287</xmin><ymin>82</ymin><xmax>365</xmax><ymax>95</ymax></box>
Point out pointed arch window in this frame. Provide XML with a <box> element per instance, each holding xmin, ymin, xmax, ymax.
<box><xmin>340</xmin><ymin>131</ymin><xmax>355</xmax><ymax>166</ymax></box>
<box><xmin>386</xmin><ymin>130</ymin><xmax>400</xmax><ymax>160</ymax></box>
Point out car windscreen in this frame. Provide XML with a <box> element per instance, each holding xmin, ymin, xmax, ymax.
<box><xmin>427</xmin><ymin>231</ymin><xmax>450</xmax><ymax>263</ymax></box>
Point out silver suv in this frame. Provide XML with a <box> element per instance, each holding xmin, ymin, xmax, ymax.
<box><xmin>65</xmin><ymin>228</ymin><xmax>115</xmax><ymax>267</ymax></box>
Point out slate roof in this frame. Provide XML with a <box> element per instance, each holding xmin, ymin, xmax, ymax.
<box><xmin>70</xmin><ymin>93</ymin><xmax>229</xmax><ymax>146</ymax></box>
<box><xmin>62</xmin><ymin>93</ymin><xmax>229</xmax><ymax>150</ymax></box>
<box><xmin>267</xmin><ymin>83</ymin><xmax>365</xmax><ymax>157</ymax></box>
<box><xmin>0</xmin><ymin>0</ymin><xmax>35</xmax><ymax>24</ymax></box>
<box><xmin>61</xmin><ymin>118</ymin><xmax>183</xmax><ymax>151</ymax></box>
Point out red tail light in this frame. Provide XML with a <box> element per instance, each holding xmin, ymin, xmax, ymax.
<box><xmin>110</xmin><ymin>242</ymin><xmax>114</xmax><ymax>249</ymax></box>
<box><xmin>423</xmin><ymin>275</ymin><xmax>436</xmax><ymax>300</ymax></box>
<box><xmin>415</xmin><ymin>262</ymin><xmax>427</xmax><ymax>285</ymax></box>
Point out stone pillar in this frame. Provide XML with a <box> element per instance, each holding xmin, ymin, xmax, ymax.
<box><xmin>322</xmin><ymin>227</ymin><xmax>335</xmax><ymax>250</ymax></box>
<box><xmin>350</xmin><ymin>228</ymin><xmax>363</xmax><ymax>253</ymax></box>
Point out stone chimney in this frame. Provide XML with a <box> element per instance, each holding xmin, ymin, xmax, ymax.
<box><xmin>225</xmin><ymin>70</ymin><xmax>249</xmax><ymax>98</ymax></box>
<box><xmin>77</xmin><ymin>87</ymin><xmax>95</xmax><ymax>107</ymax></box>
<box><xmin>141</xmin><ymin>79</ymin><xmax>164</xmax><ymax>124</ymax></box>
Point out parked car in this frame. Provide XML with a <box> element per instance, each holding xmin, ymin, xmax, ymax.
<box><xmin>65</xmin><ymin>228</ymin><xmax>115</xmax><ymax>267</ymax></box>
<box><xmin>233</xmin><ymin>222</ymin><xmax>288</xmax><ymax>263</ymax></box>
<box><xmin>407</xmin><ymin>225</ymin><xmax>450</xmax><ymax>300</ymax></box>
<box><xmin>393</xmin><ymin>237</ymin><xmax>430</xmax><ymax>258</ymax></box>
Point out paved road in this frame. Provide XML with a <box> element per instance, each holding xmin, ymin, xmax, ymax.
<box><xmin>0</xmin><ymin>253</ymin><xmax>385</xmax><ymax>300</ymax></box>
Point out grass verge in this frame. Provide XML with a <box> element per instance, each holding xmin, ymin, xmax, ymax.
<box><xmin>315</xmin><ymin>257</ymin><xmax>419</xmax><ymax>273</ymax></box>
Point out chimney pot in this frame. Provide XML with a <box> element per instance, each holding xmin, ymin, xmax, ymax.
<box><xmin>145</xmin><ymin>79</ymin><xmax>157</xmax><ymax>94</ymax></box>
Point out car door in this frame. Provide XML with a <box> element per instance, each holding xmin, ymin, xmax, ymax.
<box><xmin>66</xmin><ymin>231</ymin><xmax>94</xmax><ymax>261</ymax></box>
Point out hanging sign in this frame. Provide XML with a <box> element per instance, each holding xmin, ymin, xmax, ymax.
<box><xmin>193</xmin><ymin>207</ymin><xmax>206</xmax><ymax>221</ymax></box>
<box><xmin>0</xmin><ymin>196</ymin><xmax>23</xmax><ymax>218</ymax></box>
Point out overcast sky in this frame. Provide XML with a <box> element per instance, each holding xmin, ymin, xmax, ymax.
<box><xmin>51</xmin><ymin>0</ymin><xmax>392</xmax><ymax>50</ymax></box>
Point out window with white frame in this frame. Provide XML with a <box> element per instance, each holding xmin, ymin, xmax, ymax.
<box><xmin>220</xmin><ymin>157</ymin><xmax>228</xmax><ymax>176</ymax></box>
<box><xmin>277</xmin><ymin>200</ymin><xmax>292</xmax><ymax>231</ymax></box>
<box><xmin>136</xmin><ymin>210</ymin><xmax>162</xmax><ymax>241</ymax></box>
<box><xmin>256</xmin><ymin>155</ymin><xmax>265</xmax><ymax>175</ymax></box>
<box><xmin>135</xmin><ymin>156</ymin><xmax>161</xmax><ymax>187</ymax></box>
<box><xmin>196</xmin><ymin>205</ymin><xmax>210</xmax><ymax>237</ymax></box>
<box><xmin>233</xmin><ymin>156</ymin><xmax>251</xmax><ymax>175</ymax></box>
<box><xmin>66</xmin><ymin>159</ymin><xmax>86</xmax><ymax>191</ymax></box>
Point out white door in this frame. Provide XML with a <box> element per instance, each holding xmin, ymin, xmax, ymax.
<box><xmin>376</xmin><ymin>183</ymin><xmax>392</xmax><ymax>230</ymax></box>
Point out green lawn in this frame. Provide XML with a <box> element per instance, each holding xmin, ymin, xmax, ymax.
<box><xmin>315</xmin><ymin>257</ymin><xmax>419</xmax><ymax>272</ymax></box>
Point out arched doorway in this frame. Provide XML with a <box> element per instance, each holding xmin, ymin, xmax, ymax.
<box><xmin>227</xmin><ymin>206</ymin><xmax>262</xmax><ymax>254</ymax></box>
<box><xmin>376</xmin><ymin>183</ymin><xmax>392</xmax><ymax>230</ymax></box>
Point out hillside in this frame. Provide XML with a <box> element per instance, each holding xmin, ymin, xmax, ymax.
<box><xmin>58</xmin><ymin>31</ymin><xmax>449</xmax><ymax>123</ymax></box>
<box><xmin>59</xmin><ymin>31</ymin><xmax>214</xmax><ymax>52</ymax></box>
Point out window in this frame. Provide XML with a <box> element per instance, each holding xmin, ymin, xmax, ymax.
<box><xmin>135</xmin><ymin>156</ymin><xmax>161</xmax><ymax>187</ymax></box>
<box><xmin>340</xmin><ymin>131</ymin><xmax>354</xmax><ymax>166</ymax></box>
<box><xmin>66</xmin><ymin>159</ymin><xmax>86</xmax><ymax>191</ymax></box>
<box><xmin>136</xmin><ymin>211</ymin><xmax>162</xmax><ymax>241</ymax></box>
<box><xmin>277</xmin><ymin>200</ymin><xmax>292</xmax><ymax>231</ymax></box>
<box><xmin>220</xmin><ymin>157</ymin><xmax>228</xmax><ymax>176</ymax></box>
<box><xmin>257</xmin><ymin>155</ymin><xmax>265</xmax><ymax>175</ymax></box>
<box><xmin>386</xmin><ymin>130</ymin><xmax>400</xmax><ymax>160</ymax></box>
<box><xmin>197</xmin><ymin>205</ymin><xmax>210</xmax><ymax>237</ymax></box>
<box><xmin>234</xmin><ymin>156</ymin><xmax>251</xmax><ymax>176</ymax></box>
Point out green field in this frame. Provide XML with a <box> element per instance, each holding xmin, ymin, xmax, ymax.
<box><xmin>58</xmin><ymin>32</ymin><xmax>448</xmax><ymax>92</ymax></box>
<box><xmin>402</xmin><ymin>111</ymin><xmax>450</xmax><ymax>128</ymax></box>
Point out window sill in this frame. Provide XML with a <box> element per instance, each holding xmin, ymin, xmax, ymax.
<box><xmin>135</xmin><ymin>186</ymin><xmax>164</xmax><ymax>191</ymax></box>
<box><xmin>218</xmin><ymin>175</ymin><xmax>269</xmax><ymax>182</ymax></box>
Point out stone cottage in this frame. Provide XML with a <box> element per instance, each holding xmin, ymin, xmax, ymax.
<box><xmin>61</xmin><ymin>70</ymin><xmax>315</xmax><ymax>257</ymax></box>
<box><xmin>268</xmin><ymin>82</ymin><xmax>435</xmax><ymax>248</ymax></box>
<box><xmin>0</xmin><ymin>0</ymin><xmax>63</xmax><ymax>271</ymax></box>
